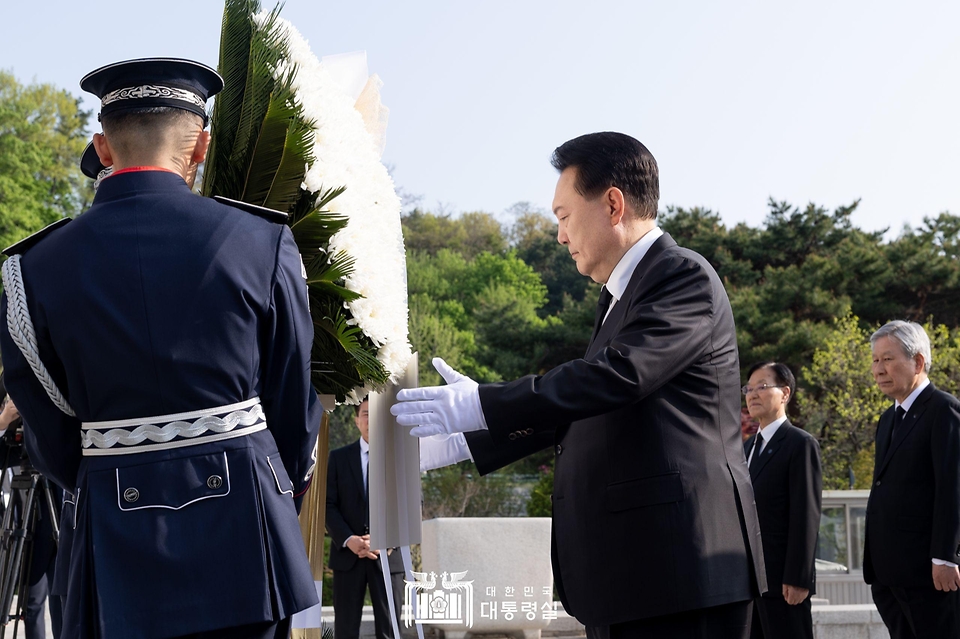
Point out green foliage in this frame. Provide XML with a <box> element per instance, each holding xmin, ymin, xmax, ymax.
<box><xmin>799</xmin><ymin>315</ymin><xmax>887</xmax><ymax>489</ymax></box>
<box><xmin>661</xmin><ymin>200</ymin><xmax>960</xmax><ymax>376</ymax></box>
<box><xmin>421</xmin><ymin>463</ymin><xmax>527</xmax><ymax>518</ymax></box>
<box><xmin>203</xmin><ymin>0</ymin><xmax>387</xmax><ymax>401</ymax></box>
<box><xmin>406</xmin><ymin>248</ymin><xmax>554</xmax><ymax>383</ymax></box>
<box><xmin>526</xmin><ymin>464</ymin><xmax>554</xmax><ymax>517</ymax></box>
<box><xmin>510</xmin><ymin>207</ymin><xmax>592</xmax><ymax>316</ymax></box>
<box><xmin>402</xmin><ymin>209</ymin><xmax>506</xmax><ymax>258</ymax></box>
<box><xmin>0</xmin><ymin>71</ymin><xmax>91</xmax><ymax>249</ymax></box>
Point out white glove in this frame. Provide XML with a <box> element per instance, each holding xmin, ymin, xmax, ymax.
<box><xmin>391</xmin><ymin>357</ymin><xmax>488</xmax><ymax>437</ymax></box>
<box><xmin>419</xmin><ymin>433</ymin><xmax>473</xmax><ymax>472</ymax></box>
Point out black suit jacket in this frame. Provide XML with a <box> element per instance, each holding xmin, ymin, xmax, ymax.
<box><xmin>327</xmin><ymin>440</ymin><xmax>369</xmax><ymax>572</ymax></box>
<box><xmin>326</xmin><ymin>440</ymin><xmax>403</xmax><ymax>573</ymax></box>
<box><xmin>744</xmin><ymin>420</ymin><xmax>822</xmax><ymax>594</ymax></box>
<box><xmin>466</xmin><ymin>233</ymin><xmax>766</xmax><ymax>626</ymax></box>
<box><xmin>863</xmin><ymin>383</ymin><xmax>960</xmax><ymax>588</ymax></box>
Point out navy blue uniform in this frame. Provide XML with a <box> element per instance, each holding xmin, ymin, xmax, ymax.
<box><xmin>0</xmin><ymin>170</ymin><xmax>321</xmax><ymax>638</ymax></box>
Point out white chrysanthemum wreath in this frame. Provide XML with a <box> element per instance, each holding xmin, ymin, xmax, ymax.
<box><xmin>255</xmin><ymin>13</ymin><xmax>413</xmax><ymax>399</ymax></box>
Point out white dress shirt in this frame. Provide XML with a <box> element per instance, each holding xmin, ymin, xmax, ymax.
<box><xmin>746</xmin><ymin>415</ymin><xmax>788</xmax><ymax>467</ymax></box>
<box><xmin>602</xmin><ymin>227</ymin><xmax>664</xmax><ymax>324</ymax></box>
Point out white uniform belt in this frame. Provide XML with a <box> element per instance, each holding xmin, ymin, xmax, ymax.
<box><xmin>81</xmin><ymin>397</ymin><xmax>267</xmax><ymax>456</ymax></box>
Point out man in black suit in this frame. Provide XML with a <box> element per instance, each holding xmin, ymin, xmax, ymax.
<box><xmin>394</xmin><ymin>132</ymin><xmax>766</xmax><ymax>639</ymax></box>
<box><xmin>742</xmin><ymin>362</ymin><xmax>821</xmax><ymax>639</ymax></box>
<box><xmin>327</xmin><ymin>399</ymin><xmax>401</xmax><ymax>639</ymax></box>
<box><xmin>864</xmin><ymin>320</ymin><xmax>960</xmax><ymax>638</ymax></box>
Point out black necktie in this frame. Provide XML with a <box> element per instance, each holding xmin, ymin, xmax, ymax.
<box><xmin>749</xmin><ymin>438</ymin><xmax>764</xmax><ymax>476</ymax></box>
<box><xmin>363</xmin><ymin>450</ymin><xmax>370</xmax><ymax>532</ymax></box>
<box><xmin>592</xmin><ymin>287</ymin><xmax>614</xmax><ymax>338</ymax></box>
<box><xmin>885</xmin><ymin>406</ymin><xmax>906</xmax><ymax>454</ymax></box>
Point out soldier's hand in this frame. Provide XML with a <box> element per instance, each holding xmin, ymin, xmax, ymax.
<box><xmin>933</xmin><ymin>564</ymin><xmax>960</xmax><ymax>591</ymax></box>
<box><xmin>782</xmin><ymin>584</ymin><xmax>809</xmax><ymax>605</ymax></box>
<box><xmin>0</xmin><ymin>396</ymin><xmax>19</xmax><ymax>429</ymax></box>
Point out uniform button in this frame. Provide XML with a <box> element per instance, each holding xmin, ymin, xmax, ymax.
<box><xmin>875</xmin><ymin>480</ymin><xmax>881</xmax><ymax>487</ymax></box>
<box><xmin>123</xmin><ymin>488</ymin><xmax>140</xmax><ymax>503</ymax></box>
<box><xmin>207</xmin><ymin>475</ymin><xmax>223</xmax><ymax>489</ymax></box>
<box><xmin>556</xmin><ymin>445</ymin><xmax>563</xmax><ymax>455</ymax></box>
<box><xmin>525</xmin><ymin>428</ymin><xmax>534</xmax><ymax>435</ymax></box>
<box><xmin>508</xmin><ymin>433</ymin><xmax>518</xmax><ymax>441</ymax></box>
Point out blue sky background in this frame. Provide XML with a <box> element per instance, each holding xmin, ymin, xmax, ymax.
<box><xmin>3</xmin><ymin>1</ymin><xmax>957</xmax><ymax>236</ymax></box>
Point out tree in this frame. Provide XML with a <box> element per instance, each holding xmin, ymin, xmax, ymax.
<box><xmin>508</xmin><ymin>206</ymin><xmax>591</xmax><ymax>317</ymax></box>
<box><xmin>402</xmin><ymin>209</ymin><xmax>506</xmax><ymax>259</ymax></box>
<box><xmin>0</xmin><ymin>71</ymin><xmax>91</xmax><ymax>249</ymax></box>
<box><xmin>799</xmin><ymin>315</ymin><xmax>886</xmax><ymax>489</ymax></box>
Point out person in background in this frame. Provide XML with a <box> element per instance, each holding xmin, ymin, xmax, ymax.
<box><xmin>742</xmin><ymin>362</ymin><xmax>821</xmax><ymax>639</ymax></box>
<box><xmin>326</xmin><ymin>398</ymin><xmax>402</xmax><ymax>639</ymax></box>
<box><xmin>864</xmin><ymin>320</ymin><xmax>960</xmax><ymax>638</ymax></box>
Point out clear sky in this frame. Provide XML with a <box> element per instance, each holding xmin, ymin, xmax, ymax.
<box><xmin>3</xmin><ymin>1</ymin><xmax>957</xmax><ymax>236</ymax></box>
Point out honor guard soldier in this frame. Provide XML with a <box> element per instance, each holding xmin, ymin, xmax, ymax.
<box><xmin>0</xmin><ymin>58</ymin><xmax>322</xmax><ymax>639</ymax></box>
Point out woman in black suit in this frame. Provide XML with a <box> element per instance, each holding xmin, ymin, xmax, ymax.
<box><xmin>743</xmin><ymin>362</ymin><xmax>822</xmax><ymax>639</ymax></box>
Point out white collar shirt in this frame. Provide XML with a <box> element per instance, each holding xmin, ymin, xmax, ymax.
<box><xmin>602</xmin><ymin>227</ymin><xmax>664</xmax><ymax>324</ymax></box>
<box><xmin>896</xmin><ymin>378</ymin><xmax>930</xmax><ymax>415</ymax></box>
<box><xmin>747</xmin><ymin>415</ymin><xmax>788</xmax><ymax>465</ymax></box>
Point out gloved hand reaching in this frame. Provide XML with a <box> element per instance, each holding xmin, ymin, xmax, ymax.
<box><xmin>391</xmin><ymin>357</ymin><xmax>487</xmax><ymax>437</ymax></box>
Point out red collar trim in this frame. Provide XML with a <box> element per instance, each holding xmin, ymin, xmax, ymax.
<box><xmin>108</xmin><ymin>166</ymin><xmax>180</xmax><ymax>178</ymax></box>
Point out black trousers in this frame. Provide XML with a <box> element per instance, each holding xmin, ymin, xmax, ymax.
<box><xmin>333</xmin><ymin>557</ymin><xmax>396</xmax><ymax>639</ymax></box>
<box><xmin>872</xmin><ymin>581</ymin><xmax>960</xmax><ymax>639</ymax></box>
<box><xmin>750</xmin><ymin>595</ymin><xmax>813</xmax><ymax>639</ymax></box>
<box><xmin>174</xmin><ymin>618</ymin><xmax>290</xmax><ymax>639</ymax></box>
<box><xmin>585</xmin><ymin>600</ymin><xmax>753</xmax><ymax>639</ymax></box>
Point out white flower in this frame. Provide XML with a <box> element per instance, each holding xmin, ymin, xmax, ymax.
<box><xmin>255</xmin><ymin>13</ymin><xmax>413</xmax><ymax>390</ymax></box>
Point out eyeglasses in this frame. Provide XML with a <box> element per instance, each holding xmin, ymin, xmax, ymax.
<box><xmin>741</xmin><ymin>384</ymin><xmax>786</xmax><ymax>396</ymax></box>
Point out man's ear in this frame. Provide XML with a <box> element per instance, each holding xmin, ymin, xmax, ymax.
<box><xmin>92</xmin><ymin>133</ymin><xmax>114</xmax><ymax>167</ymax></box>
<box><xmin>914</xmin><ymin>354</ymin><xmax>926</xmax><ymax>375</ymax></box>
<box><xmin>605</xmin><ymin>186</ymin><xmax>626</xmax><ymax>226</ymax></box>
<box><xmin>192</xmin><ymin>130</ymin><xmax>211</xmax><ymax>165</ymax></box>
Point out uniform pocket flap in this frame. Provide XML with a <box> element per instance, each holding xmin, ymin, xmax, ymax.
<box><xmin>116</xmin><ymin>451</ymin><xmax>230</xmax><ymax>511</ymax></box>
<box><xmin>267</xmin><ymin>453</ymin><xmax>294</xmax><ymax>496</ymax></box>
<box><xmin>605</xmin><ymin>471</ymin><xmax>684</xmax><ymax>513</ymax></box>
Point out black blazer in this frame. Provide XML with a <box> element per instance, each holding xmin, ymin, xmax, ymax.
<box><xmin>466</xmin><ymin>233</ymin><xmax>766</xmax><ymax>626</ymax></box>
<box><xmin>326</xmin><ymin>440</ymin><xmax>368</xmax><ymax>572</ymax></box>
<box><xmin>744</xmin><ymin>420</ymin><xmax>822</xmax><ymax>594</ymax></box>
<box><xmin>325</xmin><ymin>439</ymin><xmax>403</xmax><ymax>573</ymax></box>
<box><xmin>864</xmin><ymin>383</ymin><xmax>960</xmax><ymax>588</ymax></box>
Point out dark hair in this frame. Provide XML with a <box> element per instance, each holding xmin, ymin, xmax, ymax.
<box><xmin>101</xmin><ymin>106</ymin><xmax>202</xmax><ymax>137</ymax></box>
<box><xmin>550</xmin><ymin>132</ymin><xmax>660</xmax><ymax>220</ymax></box>
<box><xmin>746</xmin><ymin>361</ymin><xmax>796</xmax><ymax>403</ymax></box>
